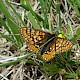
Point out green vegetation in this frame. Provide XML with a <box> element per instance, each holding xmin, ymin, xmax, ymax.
<box><xmin>0</xmin><ymin>0</ymin><xmax>80</xmax><ymax>80</ymax></box>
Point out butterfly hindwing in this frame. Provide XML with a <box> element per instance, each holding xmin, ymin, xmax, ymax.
<box><xmin>42</xmin><ymin>38</ymin><xmax>72</xmax><ymax>60</ymax></box>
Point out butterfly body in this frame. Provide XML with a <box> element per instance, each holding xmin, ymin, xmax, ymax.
<box><xmin>20</xmin><ymin>27</ymin><xmax>72</xmax><ymax>60</ymax></box>
<box><xmin>40</xmin><ymin>34</ymin><xmax>56</xmax><ymax>54</ymax></box>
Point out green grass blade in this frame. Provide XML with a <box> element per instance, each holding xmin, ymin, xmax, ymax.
<box><xmin>20</xmin><ymin>3</ymin><xmax>41</xmax><ymax>28</ymax></box>
<box><xmin>0</xmin><ymin>53</ymin><xmax>33</xmax><ymax>67</ymax></box>
<box><xmin>73</xmin><ymin>3</ymin><xmax>80</xmax><ymax>16</ymax></box>
<box><xmin>27</xmin><ymin>12</ymin><xmax>40</xmax><ymax>29</ymax></box>
<box><xmin>38</xmin><ymin>0</ymin><xmax>49</xmax><ymax>29</ymax></box>
<box><xmin>25</xmin><ymin>0</ymin><xmax>41</xmax><ymax>27</ymax></box>
<box><xmin>7</xmin><ymin>18</ymin><xmax>22</xmax><ymax>46</ymax></box>
<box><xmin>20</xmin><ymin>4</ymin><xmax>44</xmax><ymax>22</ymax></box>
<box><xmin>0</xmin><ymin>32</ymin><xmax>17</xmax><ymax>46</ymax></box>
<box><xmin>48</xmin><ymin>0</ymin><xmax>53</xmax><ymax>12</ymax></box>
<box><xmin>0</xmin><ymin>17</ymin><xmax>11</xmax><ymax>34</ymax></box>
<box><xmin>38</xmin><ymin>0</ymin><xmax>46</xmax><ymax>13</ymax></box>
<box><xmin>69</xmin><ymin>0</ymin><xmax>80</xmax><ymax>16</ymax></box>
<box><xmin>74</xmin><ymin>28</ymin><xmax>80</xmax><ymax>40</ymax></box>
<box><xmin>56</xmin><ymin>3</ymin><xmax>61</xmax><ymax>33</ymax></box>
<box><xmin>0</xmin><ymin>0</ymin><xmax>12</xmax><ymax>19</ymax></box>
<box><xmin>5</xmin><ymin>0</ymin><xmax>25</xmax><ymax>26</ymax></box>
<box><xmin>76</xmin><ymin>0</ymin><xmax>80</xmax><ymax>8</ymax></box>
<box><xmin>0</xmin><ymin>0</ymin><xmax>23</xmax><ymax>47</ymax></box>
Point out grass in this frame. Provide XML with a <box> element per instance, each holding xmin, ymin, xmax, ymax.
<box><xmin>0</xmin><ymin>0</ymin><xmax>80</xmax><ymax>80</ymax></box>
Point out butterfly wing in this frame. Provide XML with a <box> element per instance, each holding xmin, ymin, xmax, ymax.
<box><xmin>42</xmin><ymin>38</ymin><xmax>72</xmax><ymax>60</ymax></box>
<box><xmin>55</xmin><ymin>38</ymin><xmax>72</xmax><ymax>53</ymax></box>
<box><xmin>20</xmin><ymin>27</ymin><xmax>50</xmax><ymax>52</ymax></box>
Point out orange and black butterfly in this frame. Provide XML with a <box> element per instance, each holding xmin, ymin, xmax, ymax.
<box><xmin>20</xmin><ymin>27</ymin><xmax>72</xmax><ymax>60</ymax></box>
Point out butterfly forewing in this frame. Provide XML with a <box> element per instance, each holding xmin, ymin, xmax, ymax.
<box><xmin>55</xmin><ymin>38</ymin><xmax>72</xmax><ymax>53</ymax></box>
<box><xmin>20</xmin><ymin>27</ymin><xmax>50</xmax><ymax>52</ymax></box>
<box><xmin>20</xmin><ymin>27</ymin><xmax>49</xmax><ymax>45</ymax></box>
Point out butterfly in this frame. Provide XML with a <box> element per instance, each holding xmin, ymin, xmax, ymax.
<box><xmin>20</xmin><ymin>27</ymin><xmax>72</xmax><ymax>61</ymax></box>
